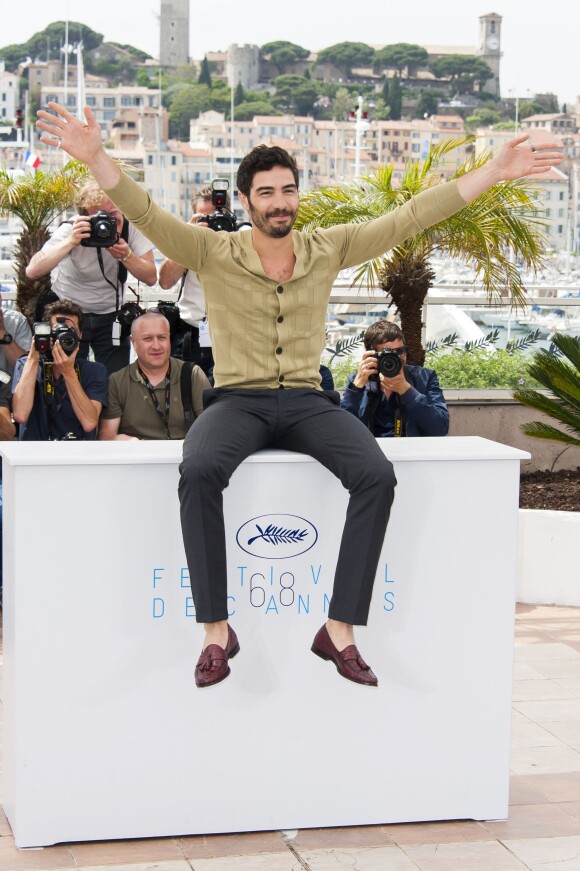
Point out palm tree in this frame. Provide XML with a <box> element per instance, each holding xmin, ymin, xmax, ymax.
<box><xmin>0</xmin><ymin>162</ymin><xmax>88</xmax><ymax>317</ymax></box>
<box><xmin>295</xmin><ymin>139</ymin><xmax>548</xmax><ymax>364</ymax></box>
<box><xmin>513</xmin><ymin>333</ymin><xmax>580</xmax><ymax>447</ymax></box>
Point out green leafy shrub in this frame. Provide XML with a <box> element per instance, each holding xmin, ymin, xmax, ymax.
<box><xmin>513</xmin><ymin>333</ymin><xmax>580</xmax><ymax>446</ymax></box>
<box><xmin>424</xmin><ymin>349</ymin><xmax>540</xmax><ymax>389</ymax></box>
<box><xmin>326</xmin><ymin>355</ymin><xmax>359</xmax><ymax>389</ymax></box>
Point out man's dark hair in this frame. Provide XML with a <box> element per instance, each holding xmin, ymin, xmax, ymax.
<box><xmin>43</xmin><ymin>299</ymin><xmax>84</xmax><ymax>333</ymax></box>
<box><xmin>363</xmin><ymin>320</ymin><xmax>406</xmax><ymax>351</ymax></box>
<box><xmin>236</xmin><ymin>145</ymin><xmax>299</xmax><ymax>197</ymax></box>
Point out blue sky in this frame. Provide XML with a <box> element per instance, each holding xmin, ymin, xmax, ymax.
<box><xmin>2</xmin><ymin>1</ymin><xmax>577</xmax><ymax>108</ymax></box>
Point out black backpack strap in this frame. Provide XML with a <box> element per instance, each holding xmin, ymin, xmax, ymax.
<box><xmin>177</xmin><ymin>269</ymin><xmax>188</xmax><ymax>302</ymax></box>
<box><xmin>117</xmin><ymin>217</ymin><xmax>130</xmax><ymax>288</ymax></box>
<box><xmin>180</xmin><ymin>361</ymin><xmax>195</xmax><ymax>431</ymax></box>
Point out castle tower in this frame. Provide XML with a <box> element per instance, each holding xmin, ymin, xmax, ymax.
<box><xmin>159</xmin><ymin>0</ymin><xmax>190</xmax><ymax>69</ymax></box>
<box><xmin>477</xmin><ymin>12</ymin><xmax>502</xmax><ymax>96</ymax></box>
<box><xmin>227</xmin><ymin>44</ymin><xmax>260</xmax><ymax>90</ymax></box>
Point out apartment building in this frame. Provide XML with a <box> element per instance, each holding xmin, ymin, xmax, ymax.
<box><xmin>39</xmin><ymin>84</ymin><xmax>162</xmax><ymax>140</ymax></box>
<box><xmin>0</xmin><ymin>62</ymin><xmax>19</xmax><ymax>123</ymax></box>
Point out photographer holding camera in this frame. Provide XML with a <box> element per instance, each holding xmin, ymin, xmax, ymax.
<box><xmin>12</xmin><ymin>300</ymin><xmax>108</xmax><ymax>441</ymax></box>
<box><xmin>158</xmin><ymin>182</ymin><xmax>245</xmax><ymax>380</ymax></box>
<box><xmin>341</xmin><ymin>321</ymin><xmax>448</xmax><ymax>437</ymax></box>
<box><xmin>25</xmin><ymin>180</ymin><xmax>157</xmax><ymax>375</ymax></box>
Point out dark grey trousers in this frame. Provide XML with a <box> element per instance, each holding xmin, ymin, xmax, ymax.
<box><xmin>178</xmin><ymin>388</ymin><xmax>396</xmax><ymax>625</ymax></box>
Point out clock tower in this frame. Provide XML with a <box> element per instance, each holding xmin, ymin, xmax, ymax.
<box><xmin>478</xmin><ymin>12</ymin><xmax>502</xmax><ymax>96</ymax></box>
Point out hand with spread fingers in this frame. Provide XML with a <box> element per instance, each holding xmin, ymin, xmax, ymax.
<box><xmin>492</xmin><ymin>133</ymin><xmax>563</xmax><ymax>180</ymax></box>
<box><xmin>36</xmin><ymin>102</ymin><xmax>121</xmax><ymax>188</ymax></box>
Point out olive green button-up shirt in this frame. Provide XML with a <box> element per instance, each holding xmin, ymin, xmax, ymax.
<box><xmin>105</xmin><ymin>173</ymin><xmax>466</xmax><ymax>390</ymax></box>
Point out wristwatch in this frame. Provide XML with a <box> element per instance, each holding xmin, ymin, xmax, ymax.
<box><xmin>0</xmin><ymin>333</ymin><xmax>13</xmax><ymax>345</ymax></box>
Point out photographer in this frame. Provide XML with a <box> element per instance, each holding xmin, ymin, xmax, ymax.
<box><xmin>341</xmin><ymin>321</ymin><xmax>448</xmax><ymax>437</ymax></box>
<box><xmin>25</xmin><ymin>180</ymin><xmax>157</xmax><ymax>375</ymax></box>
<box><xmin>0</xmin><ymin>292</ymin><xmax>32</xmax><ymax>375</ymax></box>
<box><xmin>12</xmin><ymin>300</ymin><xmax>108</xmax><ymax>441</ymax></box>
<box><xmin>98</xmin><ymin>310</ymin><xmax>209</xmax><ymax>441</ymax></box>
<box><xmin>158</xmin><ymin>185</ymin><xmax>235</xmax><ymax>379</ymax></box>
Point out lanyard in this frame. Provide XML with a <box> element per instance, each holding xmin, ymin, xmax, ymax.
<box><xmin>138</xmin><ymin>364</ymin><xmax>172</xmax><ymax>439</ymax></box>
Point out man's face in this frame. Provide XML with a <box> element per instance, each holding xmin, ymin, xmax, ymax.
<box><xmin>88</xmin><ymin>196</ymin><xmax>124</xmax><ymax>234</ymax></box>
<box><xmin>238</xmin><ymin>167</ymin><xmax>299</xmax><ymax>239</ymax></box>
<box><xmin>131</xmin><ymin>316</ymin><xmax>171</xmax><ymax>370</ymax></box>
<box><xmin>193</xmin><ymin>198</ymin><xmax>215</xmax><ymax>229</ymax></box>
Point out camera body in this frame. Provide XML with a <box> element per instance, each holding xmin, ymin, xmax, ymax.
<box><xmin>34</xmin><ymin>318</ymin><xmax>80</xmax><ymax>358</ymax></box>
<box><xmin>198</xmin><ymin>179</ymin><xmax>238</xmax><ymax>233</ymax></box>
<box><xmin>113</xmin><ymin>301</ymin><xmax>144</xmax><ymax>344</ymax></box>
<box><xmin>369</xmin><ymin>349</ymin><xmax>403</xmax><ymax>381</ymax></box>
<box><xmin>80</xmin><ymin>210</ymin><xmax>119</xmax><ymax>248</ymax></box>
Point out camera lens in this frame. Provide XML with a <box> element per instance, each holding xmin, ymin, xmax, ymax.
<box><xmin>94</xmin><ymin>220</ymin><xmax>111</xmax><ymax>237</ymax></box>
<box><xmin>378</xmin><ymin>352</ymin><xmax>402</xmax><ymax>378</ymax></box>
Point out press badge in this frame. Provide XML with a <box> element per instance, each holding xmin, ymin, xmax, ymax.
<box><xmin>198</xmin><ymin>319</ymin><xmax>211</xmax><ymax>347</ymax></box>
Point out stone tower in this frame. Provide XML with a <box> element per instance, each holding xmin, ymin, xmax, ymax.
<box><xmin>227</xmin><ymin>44</ymin><xmax>260</xmax><ymax>90</ymax></box>
<box><xmin>159</xmin><ymin>0</ymin><xmax>190</xmax><ymax>69</ymax></box>
<box><xmin>477</xmin><ymin>12</ymin><xmax>502</xmax><ymax>96</ymax></box>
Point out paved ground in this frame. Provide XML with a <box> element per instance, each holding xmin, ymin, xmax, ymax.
<box><xmin>1</xmin><ymin>603</ymin><xmax>580</xmax><ymax>870</ymax></box>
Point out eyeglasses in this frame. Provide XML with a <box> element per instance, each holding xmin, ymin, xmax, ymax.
<box><xmin>390</xmin><ymin>346</ymin><xmax>407</xmax><ymax>357</ymax></box>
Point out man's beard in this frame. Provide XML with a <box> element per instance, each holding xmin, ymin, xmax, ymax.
<box><xmin>247</xmin><ymin>202</ymin><xmax>297</xmax><ymax>238</ymax></box>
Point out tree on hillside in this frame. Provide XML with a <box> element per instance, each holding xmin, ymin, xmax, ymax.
<box><xmin>234</xmin><ymin>100</ymin><xmax>279</xmax><ymax>120</ymax></box>
<box><xmin>0</xmin><ymin>162</ymin><xmax>88</xmax><ymax>316</ymax></box>
<box><xmin>415</xmin><ymin>89</ymin><xmax>442</xmax><ymax>119</ymax></box>
<box><xmin>295</xmin><ymin>139</ymin><xmax>549</xmax><ymax>365</ymax></box>
<box><xmin>167</xmin><ymin>84</ymin><xmax>213</xmax><ymax>139</ymax></box>
<box><xmin>198</xmin><ymin>55</ymin><xmax>212</xmax><ymax>87</ymax></box>
<box><xmin>272</xmin><ymin>75</ymin><xmax>319</xmax><ymax>115</ymax></box>
<box><xmin>430</xmin><ymin>55</ymin><xmax>494</xmax><ymax>93</ymax></box>
<box><xmin>332</xmin><ymin>87</ymin><xmax>352</xmax><ymax>121</ymax></box>
<box><xmin>316</xmin><ymin>42</ymin><xmax>375</xmax><ymax>78</ymax></box>
<box><xmin>389</xmin><ymin>74</ymin><xmax>402</xmax><ymax>120</ymax></box>
<box><xmin>373</xmin><ymin>43</ymin><xmax>428</xmax><ymax>77</ymax></box>
<box><xmin>234</xmin><ymin>81</ymin><xmax>245</xmax><ymax>105</ymax></box>
<box><xmin>0</xmin><ymin>21</ymin><xmax>104</xmax><ymax>71</ymax></box>
<box><xmin>261</xmin><ymin>41</ymin><xmax>310</xmax><ymax>75</ymax></box>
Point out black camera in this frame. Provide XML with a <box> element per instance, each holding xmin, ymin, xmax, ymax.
<box><xmin>198</xmin><ymin>179</ymin><xmax>239</xmax><ymax>233</ymax></box>
<box><xmin>34</xmin><ymin>318</ymin><xmax>79</xmax><ymax>358</ymax></box>
<box><xmin>51</xmin><ymin>318</ymin><xmax>80</xmax><ymax>355</ymax></box>
<box><xmin>80</xmin><ymin>211</ymin><xmax>119</xmax><ymax>247</ymax></box>
<box><xmin>114</xmin><ymin>301</ymin><xmax>145</xmax><ymax>342</ymax></box>
<box><xmin>369</xmin><ymin>349</ymin><xmax>403</xmax><ymax>381</ymax></box>
<box><xmin>155</xmin><ymin>300</ymin><xmax>181</xmax><ymax>334</ymax></box>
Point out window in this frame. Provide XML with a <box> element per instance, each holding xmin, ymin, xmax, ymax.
<box><xmin>558</xmin><ymin>225</ymin><xmax>563</xmax><ymax>234</ymax></box>
<box><xmin>558</xmin><ymin>208</ymin><xmax>565</xmax><ymax>218</ymax></box>
<box><xmin>86</xmin><ymin>96</ymin><xmax>96</xmax><ymax>107</ymax></box>
<box><xmin>559</xmin><ymin>191</ymin><xmax>565</xmax><ymax>200</ymax></box>
<box><xmin>546</xmin><ymin>208</ymin><xmax>551</xmax><ymax>217</ymax></box>
<box><xmin>104</xmin><ymin>97</ymin><xmax>116</xmax><ymax>107</ymax></box>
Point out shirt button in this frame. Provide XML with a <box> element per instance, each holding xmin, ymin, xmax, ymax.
<box><xmin>277</xmin><ymin>315</ymin><xmax>283</xmax><ymax>323</ymax></box>
<box><xmin>276</xmin><ymin>347</ymin><xmax>283</xmax><ymax>355</ymax></box>
<box><xmin>277</xmin><ymin>285</ymin><xmax>284</xmax><ymax>294</ymax></box>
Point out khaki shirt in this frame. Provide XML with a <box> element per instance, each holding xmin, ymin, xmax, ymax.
<box><xmin>105</xmin><ymin>173</ymin><xmax>467</xmax><ymax>390</ymax></box>
<box><xmin>102</xmin><ymin>359</ymin><xmax>209</xmax><ymax>440</ymax></box>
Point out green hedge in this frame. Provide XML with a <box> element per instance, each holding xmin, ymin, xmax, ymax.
<box><xmin>326</xmin><ymin>349</ymin><xmax>540</xmax><ymax>390</ymax></box>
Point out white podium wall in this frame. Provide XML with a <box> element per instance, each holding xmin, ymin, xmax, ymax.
<box><xmin>1</xmin><ymin>437</ymin><xmax>527</xmax><ymax>847</ymax></box>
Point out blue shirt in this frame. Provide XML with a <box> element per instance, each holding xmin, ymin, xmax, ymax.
<box><xmin>341</xmin><ymin>364</ymin><xmax>449</xmax><ymax>437</ymax></box>
<box><xmin>12</xmin><ymin>357</ymin><xmax>108</xmax><ymax>441</ymax></box>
